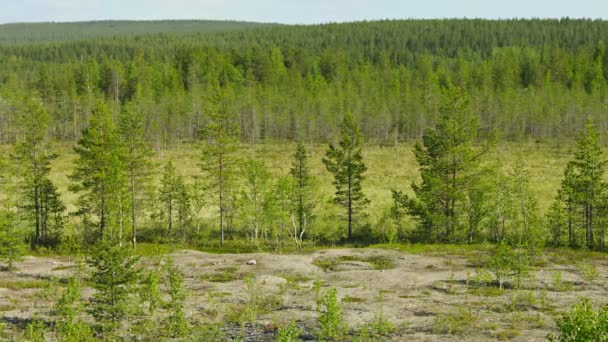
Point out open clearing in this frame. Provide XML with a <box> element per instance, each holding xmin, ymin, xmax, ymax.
<box><xmin>0</xmin><ymin>247</ymin><xmax>606</xmax><ymax>341</ymax></box>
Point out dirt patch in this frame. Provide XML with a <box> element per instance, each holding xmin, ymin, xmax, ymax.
<box><xmin>1</xmin><ymin>248</ymin><xmax>607</xmax><ymax>341</ymax></box>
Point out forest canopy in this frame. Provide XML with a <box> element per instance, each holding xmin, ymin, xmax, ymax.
<box><xmin>1</xmin><ymin>18</ymin><xmax>608</xmax><ymax>146</ymax></box>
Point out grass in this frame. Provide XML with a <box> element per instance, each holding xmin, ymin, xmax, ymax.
<box><xmin>433</xmin><ymin>307</ymin><xmax>478</xmax><ymax>335</ymax></box>
<box><xmin>199</xmin><ymin>268</ymin><xmax>247</xmax><ymax>283</ymax></box>
<box><xmin>342</xmin><ymin>296</ymin><xmax>367</xmax><ymax>303</ymax></box>
<box><xmin>313</xmin><ymin>254</ymin><xmax>395</xmax><ymax>271</ymax></box>
<box><xmin>0</xmin><ymin>279</ymin><xmax>49</xmax><ymax>290</ymax></box>
<box><xmin>14</xmin><ymin>141</ymin><xmax>574</xmax><ymax>229</ymax></box>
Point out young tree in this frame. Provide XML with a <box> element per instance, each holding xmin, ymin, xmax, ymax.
<box><xmin>0</xmin><ymin>211</ymin><xmax>26</xmax><ymax>271</ymax></box>
<box><xmin>54</xmin><ymin>277</ymin><xmax>94</xmax><ymax>341</ymax></box>
<box><xmin>509</xmin><ymin>158</ymin><xmax>544</xmax><ymax>258</ymax></box>
<box><xmin>290</xmin><ymin>143</ymin><xmax>316</xmax><ymax>244</ymax></box>
<box><xmin>393</xmin><ymin>85</ymin><xmax>488</xmax><ymax>243</ymax></box>
<box><xmin>550</xmin><ymin>118</ymin><xmax>607</xmax><ymax>250</ymax></box>
<box><xmin>70</xmin><ymin>101</ymin><xmax>128</xmax><ymax>242</ymax></box>
<box><xmin>11</xmin><ymin>100</ymin><xmax>64</xmax><ymax>247</ymax></box>
<box><xmin>323</xmin><ymin>112</ymin><xmax>369</xmax><ymax>241</ymax></box>
<box><xmin>570</xmin><ymin>118</ymin><xmax>607</xmax><ymax>250</ymax></box>
<box><xmin>87</xmin><ymin>242</ymin><xmax>141</xmax><ymax>333</ymax></box>
<box><xmin>165</xmin><ymin>260</ymin><xmax>189</xmax><ymax>338</ymax></box>
<box><xmin>200</xmin><ymin>92</ymin><xmax>239</xmax><ymax>246</ymax></box>
<box><xmin>118</xmin><ymin>103</ymin><xmax>153</xmax><ymax>248</ymax></box>
<box><xmin>239</xmin><ymin>159</ymin><xmax>273</xmax><ymax>242</ymax></box>
<box><xmin>157</xmin><ymin>161</ymin><xmax>190</xmax><ymax>238</ymax></box>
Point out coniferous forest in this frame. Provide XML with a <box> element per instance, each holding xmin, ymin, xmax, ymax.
<box><xmin>1</xmin><ymin>19</ymin><xmax>608</xmax><ymax>341</ymax></box>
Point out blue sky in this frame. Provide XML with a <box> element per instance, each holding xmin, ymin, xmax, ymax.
<box><xmin>1</xmin><ymin>0</ymin><xmax>607</xmax><ymax>24</ymax></box>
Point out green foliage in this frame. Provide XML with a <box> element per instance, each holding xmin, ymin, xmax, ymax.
<box><xmin>25</xmin><ymin>316</ymin><xmax>46</xmax><ymax>342</ymax></box>
<box><xmin>289</xmin><ymin>143</ymin><xmax>317</xmax><ymax>247</ymax></box>
<box><xmin>140</xmin><ymin>270</ymin><xmax>162</xmax><ymax>315</ymax></box>
<box><xmin>548</xmin><ymin>298</ymin><xmax>608</xmax><ymax>342</ymax></box>
<box><xmin>0</xmin><ymin>211</ymin><xmax>26</xmax><ymax>271</ymax></box>
<box><xmin>70</xmin><ymin>101</ymin><xmax>129</xmax><ymax>243</ymax></box>
<box><xmin>393</xmin><ymin>85</ymin><xmax>489</xmax><ymax>244</ymax></box>
<box><xmin>155</xmin><ymin>160</ymin><xmax>191</xmax><ymax>240</ymax></box>
<box><xmin>276</xmin><ymin>319</ymin><xmax>303</xmax><ymax>342</ymax></box>
<box><xmin>199</xmin><ymin>91</ymin><xmax>240</xmax><ymax>246</ymax></box>
<box><xmin>433</xmin><ymin>307</ymin><xmax>478</xmax><ymax>335</ymax></box>
<box><xmin>550</xmin><ymin>118</ymin><xmax>608</xmax><ymax>250</ymax></box>
<box><xmin>86</xmin><ymin>241</ymin><xmax>141</xmax><ymax>332</ymax></box>
<box><xmin>487</xmin><ymin>241</ymin><xmax>529</xmax><ymax>290</ymax></box>
<box><xmin>54</xmin><ymin>277</ymin><xmax>94</xmax><ymax>342</ymax></box>
<box><xmin>238</xmin><ymin>159</ymin><xmax>273</xmax><ymax>242</ymax></box>
<box><xmin>317</xmin><ymin>287</ymin><xmax>347</xmax><ymax>340</ymax></box>
<box><xmin>164</xmin><ymin>260</ymin><xmax>190</xmax><ymax>338</ymax></box>
<box><xmin>577</xmin><ymin>262</ymin><xmax>599</xmax><ymax>283</ymax></box>
<box><xmin>323</xmin><ymin>112</ymin><xmax>369</xmax><ymax>241</ymax></box>
<box><xmin>11</xmin><ymin>99</ymin><xmax>65</xmax><ymax>247</ymax></box>
<box><xmin>118</xmin><ymin>102</ymin><xmax>154</xmax><ymax>249</ymax></box>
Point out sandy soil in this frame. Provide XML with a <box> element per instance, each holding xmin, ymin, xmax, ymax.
<box><xmin>1</xmin><ymin>248</ymin><xmax>607</xmax><ymax>341</ymax></box>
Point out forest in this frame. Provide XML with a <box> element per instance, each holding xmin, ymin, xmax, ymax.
<box><xmin>0</xmin><ymin>19</ymin><xmax>608</xmax><ymax>341</ymax></box>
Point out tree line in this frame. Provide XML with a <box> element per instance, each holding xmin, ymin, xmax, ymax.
<box><xmin>1</xmin><ymin>19</ymin><xmax>608</xmax><ymax>148</ymax></box>
<box><xmin>2</xmin><ymin>84</ymin><xmax>608</xmax><ymax>264</ymax></box>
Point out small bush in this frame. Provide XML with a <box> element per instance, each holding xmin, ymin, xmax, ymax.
<box><xmin>276</xmin><ymin>319</ymin><xmax>303</xmax><ymax>342</ymax></box>
<box><xmin>548</xmin><ymin>298</ymin><xmax>608</xmax><ymax>342</ymax></box>
<box><xmin>577</xmin><ymin>262</ymin><xmax>598</xmax><ymax>283</ymax></box>
<box><xmin>318</xmin><ymin>288</ymin><xmax>347</xmax><ymax>340</ymax></box>
<box><xmin>433</xmin><ymin>307</ymin><xmax>478</xmax><ymax>335</ymax></box>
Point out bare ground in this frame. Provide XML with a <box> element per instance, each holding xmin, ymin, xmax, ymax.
<box><xmin>1</xmin><ymin>247</ymin><xmax>607</xmax><ymax>341</ymax></box>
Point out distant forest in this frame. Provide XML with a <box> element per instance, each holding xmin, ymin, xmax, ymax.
<box><xmin>1</xmin><ymin>19</ymin><xmax>608</xmax><ymax>148</ymax></box>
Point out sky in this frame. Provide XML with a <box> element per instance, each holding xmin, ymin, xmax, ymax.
<box><xmin>1</xmin><ymin>0</ymin><xmax>607</xmax><ymax>24</ymax></box>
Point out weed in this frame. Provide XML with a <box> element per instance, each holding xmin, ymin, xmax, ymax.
<box><xmin>577</xmin><ymin>262</ymin><xmax>599</xmax><ymax>283</ymax></box>
<box><xmin>433</xmin><ymin>307</ymin><xmax>478</xmax><ymax>335</ymax></box>
<box><xmin>342</xmin><ymin>296</ymin><xmax>366</xmax><ymax>303</ymax></box>
<box><xmin>318</xmin><ymin>288</ymin><xmax>347</xmax><ymax>340</ymax></box>
<box><xmin>276</xmin><ymin>319</ymin><xmax>303</xmax><ymax>342</ymax></box>
<box><xmin>312</xmin><ymin>254</ymin><xmax>395</xmax><ymax>271</ymax></box>
<box><xmin>551</xmin><ymin>271</ymin><xmax>574</xmax><ymax>292</ymax></box>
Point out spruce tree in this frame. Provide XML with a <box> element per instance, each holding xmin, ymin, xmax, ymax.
<box><xmin>11</xmin><ymin>100</ymin><xmax>64</xmax><ymax>247</ymax></box>
<box><xmin>323</xmin><ymin>112</ymin><xmax>369</xmax><ymax>241</ymax></box>
<box><xmin>551</xmin><ymin>118</ymin><xmax>607</xmax><ymax>250</ymax></box>
<box><xmin>199</xmin><ymin>92</ymin><xmax>239</xmax><ymax>246</ymax></box>
<box><xmin>70</xmin><ymin>101</ymin><xmax>127</xmax><ymax>242</ymax></box>
<box><xmin>571</xmin><ymin>118</ymin><xmax>606</xmax><ymax>250</ymax></box>
<box><xmin>87</xmin><ymin>241</ymin><xmax>141</xmax><ymax>333</ymax></box>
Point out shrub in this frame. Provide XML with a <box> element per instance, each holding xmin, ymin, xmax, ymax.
<box><xmin>276</xmin><ymin>319</ymin><xmax>303</xmax><ymax>342</ymax></box>
<box><xmin>548</xmin><ymin>298</ymin><xmax>608</xmax><ymax>342</ymax></box>
<box><xmin>318</xmin><ymin>288</ymin><xmax>347</xmax><ymax>340</ymax></box>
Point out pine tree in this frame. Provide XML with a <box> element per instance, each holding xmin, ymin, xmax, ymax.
<box><xmin>290</xmin><ymin>143</ymin><xmax>316</xmax><ymax>244</ymax></box>
<box><xmin>323</xmin><ymin>112</ymin><xmax>369</xmax><ymax>241</ymax></box>
<box><xmin>11</xmin><ymin>100</ymin><xmax>64</xmax><ymax>247</ymax></box>
<box><xmin>87</xmin><ymin>241</ymin><xmax>141</xmax><ymax>333</ymax></box>
<box><xmin>550</xmin><ymin>118</ymin><xmax>607</xmax><ymax>250</ymax></box>
<box><xmin>118</xmin><ymin>102</ymin><xmax>153</xmax><ymax>248</ymax></box>
<box><xmin>393</xmin><ymin>85</ymin><xmax>487</xmax><ymax>243</ymax></box>
<box><xmin>200</xmin><ymin>92</ymin><xmax>239</xmax><ymax>246</ymax></box>
<box><xmin>70</xmin><ymin>101</ymin><xmax>127</xmax><ymax>242</ymax></box>
<box><xmin>571</xmin><ymin>118</ymin><xmax>606</xmax><ymax>250</ymax></box>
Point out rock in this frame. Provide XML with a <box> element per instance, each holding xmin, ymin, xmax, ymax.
<box><xmin>246</xmin><ymin>259</ymin><xmax>257</xmax><ymax>265</ymax></box>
